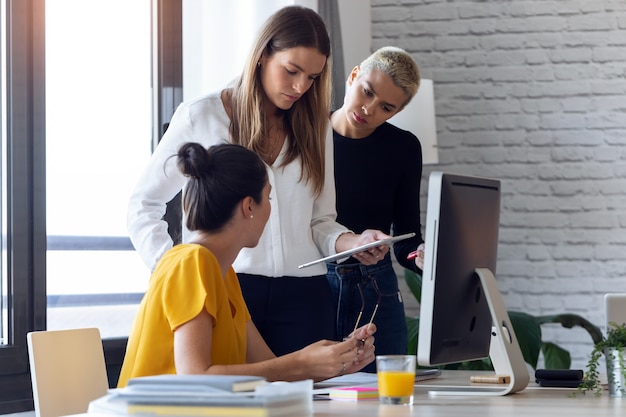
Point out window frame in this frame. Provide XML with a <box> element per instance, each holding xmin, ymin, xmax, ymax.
<box><xmin>0</xmin><ymin>0</ymin><xmax>46</xmax><ymax>412</ymax></box>
<box><xmin>0</xmin><ymin>0</ymin><xmax>182</xmax><ymax>412</ymax></box>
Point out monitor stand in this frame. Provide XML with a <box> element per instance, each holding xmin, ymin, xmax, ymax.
<box><xmin>427</xmin><ymin>268</ymin><xmax>530</xmax><ymax>396</ymax></box>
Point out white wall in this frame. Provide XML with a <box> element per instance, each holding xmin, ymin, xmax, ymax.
<box><xmin>183</xmin><ymin>0</ymin><xmax>316</xmax><ymax>100</ymax></box>
<box><xmin>183</xmin><ymin>0</ymin><xmax>373</xmax><ymax>100</ymax></box>
<box><xmin>339</xmin><ymin>1</ymin><xmax>438</xmax><ymax>163</ymax></box>
<box><xmin>337</xmin><ymin>0</ymin><xmax>371</xmax><ymax>78</ymax></box>
<box><xmin>388</xmin><ymin>80</ymin><xmax>439</xmax><ymax>164</ymax></box>
<box><xmin>182</xmin><ymin>0</ymin><xmax>304</xmax><ymax>100</ymax></box>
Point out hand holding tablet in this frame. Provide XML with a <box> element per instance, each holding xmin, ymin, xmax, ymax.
<box><xmin>298</xmin><ymin>232</ymin><xmax>416</xmax><ymax>269</ymax></box>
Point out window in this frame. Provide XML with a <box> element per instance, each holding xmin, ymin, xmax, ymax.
<box><xmin>0</xmin><ymin>0</ymin><xmax>298</xmax><ymax>411</ymax></box>
<box><xmin>45</xmin><ymin>0</ymin><xmax>151</xmax><ymax>339</ymax></box>
<box><xmin>0</xmin><ymin>0</ymin><xmax>182</xmax><ymax>412</ymax></box>
<box><xmin>0</xmin><ymin>0</ymin><xmax>46</xmax><ymax>412</ymax></box>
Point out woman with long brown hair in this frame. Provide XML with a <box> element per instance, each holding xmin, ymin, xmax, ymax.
<box><xmin>127</xmin><ymin>6</ymin><xmax>389</xmax><ymax>357</ymax></box>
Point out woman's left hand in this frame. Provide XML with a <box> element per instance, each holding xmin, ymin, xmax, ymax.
<box><xmin>339</xmin><ymin>229</ymin><xmax>390</xmax><ymax>265</ymax></box>
<box><xmin>413</xmin><ymin>243</ymin><xmax>425</xmax><ymax>270</ymax></box>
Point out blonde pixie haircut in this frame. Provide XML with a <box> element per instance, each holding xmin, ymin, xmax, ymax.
<box><xmin>228</xmin><ymin>6</ymin><xmax>332</xmax><ymax>196</ymax></box>
<box><xmin>358</xmin><ymin>46</ymin><xmax>420</xmax><ymax>109</ymax></box>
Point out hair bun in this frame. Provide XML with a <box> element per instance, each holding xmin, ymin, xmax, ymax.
<box><xmin>178</xmin><ymin>142</ymin><xmax>211</xmax><ymax>179</ymax></box>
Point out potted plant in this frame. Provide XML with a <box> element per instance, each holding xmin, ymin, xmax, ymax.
<box><xmin>577</xmin><ymin>322</ymin><xmax>626</xmax><ymax>397</ymax></box>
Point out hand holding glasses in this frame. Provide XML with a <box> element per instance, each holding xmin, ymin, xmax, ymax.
<box><xmin>343</xmin><ymin>278</ymin><xmax>382</xmax><ymax>348</ymax></box>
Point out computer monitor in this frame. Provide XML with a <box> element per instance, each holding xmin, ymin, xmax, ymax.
<box><xmin>417</xmin><ymin>172</ymin><xmax>529</xmax><ymax>396</ymax></box>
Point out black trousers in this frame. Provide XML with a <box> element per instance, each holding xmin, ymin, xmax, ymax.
<box><xmin>237</xmin><ymin>273</ymin><xmax>337</xmax><ymax>357</ymax></box>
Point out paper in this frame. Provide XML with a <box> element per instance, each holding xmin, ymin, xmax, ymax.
<box><xmin>313</xmin><ymin>372</ymin><xmax>379</xmax><ymax>395</ymax></box>
<box><xmin>316</xmin><ymin>372</ymin><xmax>379</xmax><ymax>388</ymax></box>
<box><xmin>328</xmin><ymin>386</ymin><xmax>379</xmax><ymax>401</ymax></box>
<box><xmin>313</xmin><ymin>369</ymin><xmax>441</xmax><ymax>395</ymax></box>
<box><xmin>126</xmin><ymin>374</ymin><xmax>267</xmax><ymax>393</ymax></box>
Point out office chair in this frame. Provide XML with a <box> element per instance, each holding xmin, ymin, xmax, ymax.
<box><xmin>27</xmin><ymin>327</ymin><xmax>109</xmax><ymax>417</ymax></box>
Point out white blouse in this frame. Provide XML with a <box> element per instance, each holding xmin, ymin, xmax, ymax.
<box><xmin>127</xmin><ymin>91</ymin><xmax>349</xmax><ymax>277</ymax></box>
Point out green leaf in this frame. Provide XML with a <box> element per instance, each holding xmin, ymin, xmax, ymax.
<box><xmin>535</xmin><ymin>314</ymin><xmax>603</xmax><ymax>345</ymax></box>
<box><xmin>542</xmin><ymin>341</ymin><xmax>571</xmax><ymax>369</ymax></box>
<box><xmin>509</xmin><ymin>311</ymin><xmax>542</xmax><ymax>370</ymax></box>
<box><xmin>453</xmin><ymin>358</ymin><xmax>493</xmax><ymax>371</ymax></box>
<box><xmin>602</xmin><ymin>322</ymin><xmax>626</xmax><ymax>349</ymax></box>
<box><xmin>403</xmin><ymin>269</ymin><xmax>422</xmax><ymax>304</ymax></box>
<box><xmin>406</xmin><ymin>316</ymin><xmax>419</xmax><ymax>355</ymax></box>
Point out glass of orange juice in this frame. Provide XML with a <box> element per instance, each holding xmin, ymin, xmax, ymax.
<box><xmin>376</xmin><ymin>355</ymin><xmax>416</xmax><ymax>405</ymax></box>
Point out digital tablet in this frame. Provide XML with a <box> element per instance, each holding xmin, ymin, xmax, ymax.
<box><xmin>297</xmin><ymin>232</ymin><xmax>416</xmax><ymax>269</ymax></box>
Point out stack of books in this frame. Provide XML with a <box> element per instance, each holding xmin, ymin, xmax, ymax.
<box><xmin>89</xmin><ymin>374</ymin><xmax>313</xmax><ymax>417</ymax></box>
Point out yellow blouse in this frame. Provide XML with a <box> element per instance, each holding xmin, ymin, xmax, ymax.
<box><xmin>117</xmin><ymin>244</ymin><xmax>250</xmax><ymax>387</ymax></box>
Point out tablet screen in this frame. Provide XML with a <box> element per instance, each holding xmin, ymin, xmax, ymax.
<box><xmin>298</xmin><ymin>232</ymin><xmax>416</xmax><ymax>269</ymax></box>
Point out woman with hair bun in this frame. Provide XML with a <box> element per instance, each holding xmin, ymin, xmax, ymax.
<box><xmin>118</xmin><ymin>143</ymin><xmax>376</xmax><ymax>387</ymax></box>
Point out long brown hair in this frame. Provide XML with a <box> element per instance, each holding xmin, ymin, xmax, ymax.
<box><xmin>227</xmin><ymin>6</ymin><xmax>331</xmax><ymax>196</ymax></box>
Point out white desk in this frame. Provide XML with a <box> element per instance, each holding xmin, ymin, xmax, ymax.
<box><xmin>313</xmin><ymin>370</ymin><xmax>622</xmax><ymax>417</ymax></box>
<box><xmin>79</xmin><ymin>371</ymin><xmax>622</xmax><ymax>417</ymax></box>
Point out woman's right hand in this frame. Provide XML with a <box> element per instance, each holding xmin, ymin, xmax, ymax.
<box><xmin>296</xmin><ymin>323</ymin><xmax>376</xmax><ymax>380</ymax></box>
<box><xmin>337</xmin><ymin>229</ymin><xmax>391</xmax><ymax>265</ymax></box>
<box><xmin>343</xmin><ymin>323</ymin><xmax>376</xmax><ymax>374</ymax></box>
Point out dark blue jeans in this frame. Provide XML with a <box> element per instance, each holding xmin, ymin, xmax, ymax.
<box><xmin>237</xmin><ymin>273</ymin><xmax>336</xmax><ymax>357</ymax></box>
<box><xmin>326</xmin><ymin>255</ymin><xmax>408</xmax><ymax>372</ymax></box>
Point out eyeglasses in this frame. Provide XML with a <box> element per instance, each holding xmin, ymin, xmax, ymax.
<box><xmin>351</xmin><ymin>277</ymin><xmax>381</xmax><ymax>336</ymax></box>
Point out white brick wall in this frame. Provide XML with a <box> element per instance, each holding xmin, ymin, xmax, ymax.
<box><xmin>373</xmin><ymin>0</ymin><xmax>626</xmax><ymax>369</ymax></box>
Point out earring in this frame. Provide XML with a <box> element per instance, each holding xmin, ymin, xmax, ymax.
<box><xmin>250</xmin><ymin>215</ymin><xmax>254</xmax><ymax>219</ymax></box>
<box><xmin>257</xmin><ymin>61</ymin><xmax>261</xmax><ymax>67</ymax></box>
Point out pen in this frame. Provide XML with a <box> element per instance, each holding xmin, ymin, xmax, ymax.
<box><xmin>407</xmin><ymin>250</ymin><xmax>418</xmax><ymax>260</ymax></box>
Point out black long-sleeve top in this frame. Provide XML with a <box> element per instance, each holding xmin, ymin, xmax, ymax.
<box><xmin>333</xmin><ymin>121</ymin><xmax>424</xmax><ymax>273</ymax></box>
